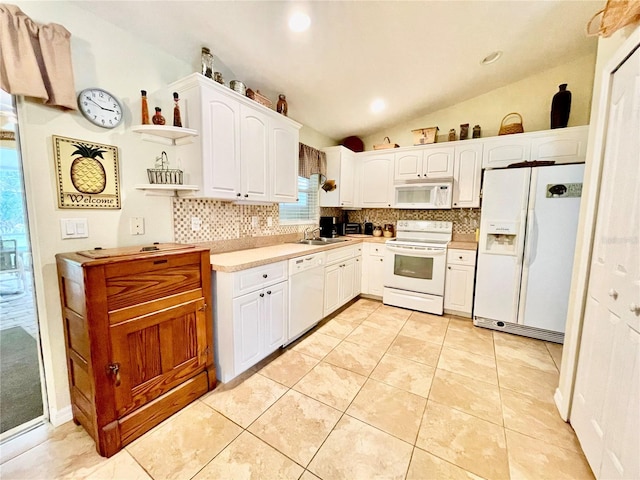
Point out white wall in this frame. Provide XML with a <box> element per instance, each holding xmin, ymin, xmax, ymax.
<box><xmin>362</xmin><ymin>53</ymin><xmax>596</xmax><ymax>150</ymax></box>
<box><xmin>556</xmin><ymin>24</ymin><xmax>640</xmax><ymax>421</ymax></box>
<box><xmin>299</xmin><ymin>124</ymin><xmax>338</xmax><ymax>150</ymax></box>
<box><xmin>14</xmin><ymin>1</ymin><xmax>200</xmax><ymax>423</ymax></box>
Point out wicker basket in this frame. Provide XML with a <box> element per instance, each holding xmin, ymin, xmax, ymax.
<box><xmin>586</xmin><ymin>0</ymin><xmax>640</xmax><ymax>38</ymax></box>
<box><xmin>374</xmin><ymin>136</ymin><xmax>400</xmax><ymax>150</ymax></box>
<box><xmin>498</xmin><ymin>113</ymin><xmax>524</xmax><ymax>135</ymax></box>
<box><xmin>246</xmin><ymin>89</ymin><xmax>273</xmax><ymax>109</ymax></box>
<box><xmin>147</xmin><ymin>168</ymin><xmax>183</xmax><ymax>185</ymax></box>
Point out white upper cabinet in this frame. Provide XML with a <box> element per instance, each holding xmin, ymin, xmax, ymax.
<box><xmin>452</xmin><ymin>143</ymin><xmax>483</xmax><ymax>208</ymax></box>
<box><xmin>394</xmin><ymin>151</ymin><xmax>423</xmax><ymax>181</ymax></box>
<box><xmin>271</xmin><ymin>124</ymin><xmax>299</xmax><ymax>203</ymax></box>
<box><xmin>423</xmin><ymin>147</ymin><xmax>454</xmax><ymax>178</ymax></box>
<box><xmin>320</xmin><ymin>146</ymin><xmax>356</xmax><ymax>207</ymax></box>
<box><xmin>171</xmin><ymin>74</ymin><xmax>301</xmax><ymax>202</ymax></box>
<box><xmin>240</xmin><ymin>105</ymin><xmax>269</xmax><ymax>202</ymax></box>
<box><xmin>482</xmin><ymin>126</ymin><xmax>588</xmax><ymax>169</ymax></box>
<box><xmin>394</xmin><ymin>147</ymin><xmax>454</xmax><ymax>181</ymax></box>
<box><xmin>358</xmin><ymin>153</ymin><xmax>394</xmax><ymax>208</ymax></box>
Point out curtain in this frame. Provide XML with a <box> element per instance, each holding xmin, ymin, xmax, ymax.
<box><xmin>298</xmin><ymin>143</ymin><xmax>326</xmax><ymax>179</ymax></box>
<box><xmin>0</xmin><ymin>4</ymin><xmax>76</xmax><ymax>110</ymax></box>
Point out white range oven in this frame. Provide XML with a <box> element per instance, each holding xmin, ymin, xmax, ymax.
<box><xmin>383</xmin><ymin>220</ymin><xmax>452</xmax><ymax>315</ymax></box>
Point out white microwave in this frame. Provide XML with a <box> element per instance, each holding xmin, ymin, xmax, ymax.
<box><xmin>393</xmin><ymin>181</ymin><xmax>453</xmax><ymax>209</ymax></box>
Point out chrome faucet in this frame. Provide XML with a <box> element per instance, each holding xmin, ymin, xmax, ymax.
<box><xmin>304</xmin><ymin>227</ymin><xmax>321</xmax><ymax>240</ymax></box>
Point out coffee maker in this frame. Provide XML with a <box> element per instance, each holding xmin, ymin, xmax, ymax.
<box><xmin>319</xmin><ymin>216</ymin><xmax>338</xmax><ymax>238</ymax></box>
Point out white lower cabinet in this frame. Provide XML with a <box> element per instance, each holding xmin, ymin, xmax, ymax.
<box><xmin>214</xmin><ymin>261</ymin><xmax>288</xmax><ymax>382</ymax></box>
<box><xmin>362</xmin><ymin>242</ymin><xmax>385</xmax><ymax>297</ymax></box>
<box><xmin>444</xmin><ymin>248</ymin><xmax>476</xmax><ymax>318</ymax></box>
<box><xmin>324</xmin><ymin>245</ymin><xmax>360</xmax><ymax>317</ymax></box>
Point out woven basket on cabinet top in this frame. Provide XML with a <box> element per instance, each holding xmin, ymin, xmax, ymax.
<box><xmin>498</xmin><ymin>112</ymin><xmax>524</xmax><ymax>135</ymax></box>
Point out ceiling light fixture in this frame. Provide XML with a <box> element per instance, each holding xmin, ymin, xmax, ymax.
<box><xmin>481</xmin><ymin>50</ymin><xmax>503</xmax><ymax>65</ymax></box>
<box><xmin>370</xmin><ymin>99</ymin><xmax>386</xmax><ymax>114</ymax></box>
<box><xmin>289</xmin><ymin>12</ymin><xmax>310</xmax><ymax>32</ymax></box>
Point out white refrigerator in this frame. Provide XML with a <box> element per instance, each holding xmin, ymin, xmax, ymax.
<box><xmin>473</xmin><ymin>164</ymin><xmax>584</xmax><ymax>343</ymax></box>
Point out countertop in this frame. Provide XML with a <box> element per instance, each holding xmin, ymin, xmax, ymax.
<box><xmin>210</xmin><ymin>237</ymin><xmax>366</xmax><ymax>272</ymax></box>
<box><xmin>209</xmin><ymin>234</ymin><xmax>477</xmax><ymax>272</ymax></box>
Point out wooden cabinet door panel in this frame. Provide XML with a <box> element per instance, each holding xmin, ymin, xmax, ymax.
<box><xmin>110</xmin><ymin>298</ymin><xmax>207</xmax><ymax>417</ymax></box>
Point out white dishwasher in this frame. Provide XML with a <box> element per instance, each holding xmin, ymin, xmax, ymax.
<box><xmin>287</xmin><ymin>251</ymin><xmax>326</xmax><ymax>344</ymax></box>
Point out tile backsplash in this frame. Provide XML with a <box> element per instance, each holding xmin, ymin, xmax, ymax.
<box><xmin>172</xmin><ymin>198</ymin><xmax>480</xmax><ymax>244</ymax></box>
<box><xmin>322</xmin><ymin>207</ymin><xmax>481</xmax><ymax>235</ymax></box>
<box><xmin>172</xmin><ymin>198</ymin><xmax>316</xmax><ymax>243</ymax></box>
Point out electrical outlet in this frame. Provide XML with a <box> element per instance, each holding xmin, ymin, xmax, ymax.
<box><xmin>129</xmin><ymin>217</ymin><xmax>144</xmax><ymax>235</ymax></box>
<box><xmin>191</xmin><ymin>216</ymin><xmax>201</xmax><ymax>232</ymax></box>
<box><xmin>267</xmin><ymin>216</ymin><xmax>273</xmax><ymax>227</ymax></box>
<box><xmin>251</xmin><ymin>216</ymin><xmax>258</xmax><ymax>228</ymax></box>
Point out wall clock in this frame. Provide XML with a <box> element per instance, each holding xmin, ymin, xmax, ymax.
<box><xmin>77</xmin><ymin>88</ymin><xmax>123</xmax><ymax>129</ymax></box>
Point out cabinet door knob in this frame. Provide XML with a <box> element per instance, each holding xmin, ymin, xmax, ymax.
<box><xmin>259</xmin><ymin>293</ymin><xmax>265</xmax><ymax>297</ymax></box>
<box><xmin>380</xmin><ymin>258</ymin><xmax>383</xmax><ymax>262</ymax></box>
<box><xmin>244</xmin><ymin>194</ymin><xmax>249</xmax><ymax>198</ymax></box>
<box><xmin>236</xmin><ymin>193</ymin><xmax>241</xmax><ymax>197</ymax></box>
<box><xmin>608</xmin><ymin>289</ymin><xmax>618</xmax><ymax>299</ymax></box>
<box><xmin>417</xmin><ymin>174</ymin><xmax>421</xmax><ymax>177</ymax></box>
<box><xmin>448</xmin><ymin>266</ymin><xmax>451</xmax><ymax>269</ymax></box>
<box><xmin>198</xmin><ymin>303</ymin><xmax>207</xmax><ymax>312</ymax></box>
<box><xmin>630</xmin><ymin>303</ymin><xmax>640</xmax><ymax>314</ymax></box>
<box><xmin>267</xmin><ymin>290</ymin><xmax>272</xmax><ymax>295</ymax></box>
<box><xmin>263</xmin><ymin>274</ymin><xmax>268</xmax><ymax>278</ymax></box>
<box><xmin>459</xmin><ymin>256</ymin><xmax>463</xmax><ymax>260</ymax></box>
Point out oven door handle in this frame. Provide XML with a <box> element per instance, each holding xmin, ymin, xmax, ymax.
<box><xmin>385</xmin><ymin>245</ymin><xmax>446</xmax><ymax>257</ymax></box>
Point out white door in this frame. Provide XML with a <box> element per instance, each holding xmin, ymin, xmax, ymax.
<box><xmin>324</xmin><ymin>264</ymin><xmax>342</xmax><ymax>316</ymax></box>
<box><xmin>240</xmin><ymin>105</ymin><xmax>269</xmax><ymax>202</ymax></box>
<box><xmin>395</xmin><ymin>151</ymin><xmax>423</xmax><ymax>180</ymax></box>
<box><xmin>423</xmin><ymin>147</ymin><xmax>454</xmax><ymax>178</ymax></box>
<box><xmin>232</xmin><ymin>291</ymin><xmax>262</xmax><ymax>375</ymax></box>
<box><xmin>519</xmin><ymin>164</ymin><xmax>585</xmax><ymax>332</ymax></box>
<box><xmin>202</xmin><ymin>89</ymin><xmax>240</xmax><ymax>199</ymax></box>
<box><xmin>360</xmin><ymin>154</ymin><xmax>394</xmax><ymax>208</ymax></box>
<box><xmin>263</xmin><ymin>281</ymin><xmax>287</xmax><ymax>353</ymax></box>
<box><xmin>271</xmin><ymin>123</ymin><xmax>299</xmax><ymax>203</ymax></box>
<box><xmin>452</xmin><ymin>143</ymin><xmax>483</xmax><ymax>208</ymax></box>
<box><xmin>571</xmin><ymin>44</ymin><xmax>640</xmax><ymax>480</ymax></box>
<box><xmin>474</xmin><ymin>168</ymin><xmax>530</xmax><ymax>323</ymax></box>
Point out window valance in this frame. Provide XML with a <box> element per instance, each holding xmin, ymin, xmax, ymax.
<box><xmin>0</xmin><ymin>4</ymin><xmax>76</xmax><ymax>109</ymax></box>
<box><xmin>298</xmin><ymin>143</ymin><xmax>326</xmax><ymax>180</ymax></box>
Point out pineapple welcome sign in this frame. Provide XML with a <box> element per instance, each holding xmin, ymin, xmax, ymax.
<box><xmin>53</xmin><ymin>135</ymin><xmax>120</xmax><ymax>209</ymax></box>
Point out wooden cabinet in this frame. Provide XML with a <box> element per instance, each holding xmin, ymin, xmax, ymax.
<box><xmin>323</xmin><ymin>245</ymin><xmax>360</xmax><ymax>316</ymax></box>
<box><xmin>358</xmin><ymin>153</ymin><xmax>394</xmax><ymax>208</ymax></box>
<box><xmin>482</xmin><ymin>126</ymin><xmax>588</xmax><ymax>169</ymax></box>
<box><xmin>444</xmin><ymin>248</ymin><xmax>477</xmax><ymax>318</ymax></box>
<box><xmin>171</xmin><ymin>74</ymin><xmax>301</xmax><ymax>202</ymax></box>
<box><xmin>56</xmin><ymin>245</ymin><xmax>214</xmax><ymax>458</ymax></box>
<box><xmin>214</xmin><ymin>261</ymin><xmax>288</xmax><ymax>383</ymax></box>
<box><xmin>361</xmin><ymin>242</ymin><xmax>385</xmax><ymax>297</ymax></box>
<box><xmin>394</xmin><ymin>147</ymin><xmax>454</xmax><ymax>181</ymax></box>
<box><xmin>452</xmin><ymin>143</ymin><xmax>483</xmax><ymax>208</ymax></box>
<box><xmin>320</xmin><ymin>146</ymin><xmax>356</xmax><ymax>207</ymax></box>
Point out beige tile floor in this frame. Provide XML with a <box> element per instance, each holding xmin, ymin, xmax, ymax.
<box><xmin>0</xmin><ymin>298</ymin><xmax>595</xmax><ymax>480</ymax></box>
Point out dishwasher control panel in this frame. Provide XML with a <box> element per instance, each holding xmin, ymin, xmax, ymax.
<box><xmin>288</xmin><ymin>252</ymin><xmax>326</xmax><ymax>275</ymax></box>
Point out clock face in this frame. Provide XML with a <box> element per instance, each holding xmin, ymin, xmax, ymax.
<box><xmin>77</xmin><ymin>88</ymin><xmax>123</xmax><ymax>129</ymax></box>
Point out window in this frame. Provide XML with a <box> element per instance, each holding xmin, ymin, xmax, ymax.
<box><xmin>279</xmin><ymin>174</ymin><xmax>319</xmax><ymax>225</ymax></box>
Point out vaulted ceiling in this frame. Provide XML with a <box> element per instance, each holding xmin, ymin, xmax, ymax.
<box><xmin>74</xmin><ymin>1</ymin><xmax>601</xmax><ymax>141</ymax></box>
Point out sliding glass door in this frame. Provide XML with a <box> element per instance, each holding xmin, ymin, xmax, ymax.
<box><xmin>0</xmin><ymin>90</ymin><xmax>46</xmax><ymax>437</ymax></box>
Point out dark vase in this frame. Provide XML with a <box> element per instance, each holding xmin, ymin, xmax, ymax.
<box><xmin>551</xmin><ymin>84</ymin><xmax>571</xmax><ymax>129</ymax></box>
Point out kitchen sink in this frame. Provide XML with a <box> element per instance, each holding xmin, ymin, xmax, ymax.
<box><xmin>295</xmin><ymin>238</ymin><xmax>349</xmax><ymax>245</ymax></box>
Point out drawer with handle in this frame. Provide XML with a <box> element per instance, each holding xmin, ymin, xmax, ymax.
<box><xmin>447</xmin><ymin>248</ymin><xmax>476</xmax><ymax>266</ymax></box>
<box><xmin>233</xmin><ymin>261</ymin><xmax>287</xmax><ymax>297</ymax></box>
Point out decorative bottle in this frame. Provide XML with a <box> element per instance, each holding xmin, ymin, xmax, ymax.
<box><xmin>551</xmin><ymin>84</ymin><xmax>571</xmax><ymax>129</ymax></box>
<box><xmin>472</xmin><ymin>124</ymin><xmax>481</xmax><ymax>138</ymax></box>
<box><xmin>172</xmin><ymin>92</ymin><xmax>182</xmax><ymax>127</ymax></box>
<box><xmin>201</xmin><ymin>47</ymin><xmax>213</xmax><ymax>78</ymax></box>
<box><xmin>141</xmin><ymin>90</ymin><xmax>150</xmax><ymax>125</ymax></box>
<box><xmin>277</xmin><ymin>94</ymin><xmax>288</xmax><ymax>116</ymax></box>
<box><xmin>448</xmin><ymin>129</ymin><xmax>456</xmax><ymax>141</ymax></box>
<box><xmin>460</xmin><ymin>123</ymin><xmax>469</xmax><ymax>140</ymax></box>
<box><xmin>152</xmin><ymin>107</ymin><xmax>166</xmax><ymax>125</ymax></box>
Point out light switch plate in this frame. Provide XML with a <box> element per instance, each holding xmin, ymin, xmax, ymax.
<box><xmin>60</xmin><ymin>218</ymin><xmax>88</xmax><ymax>239</ymax></box>
<box><xmin>191</xmin><ymin>216</ymin><xmax>201</xmax><ymax>232</ymax></box>
<box><xmin>130</xmin><ymin>217</ymin><xmax>144</xmax><ymax>235</ymax></box>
